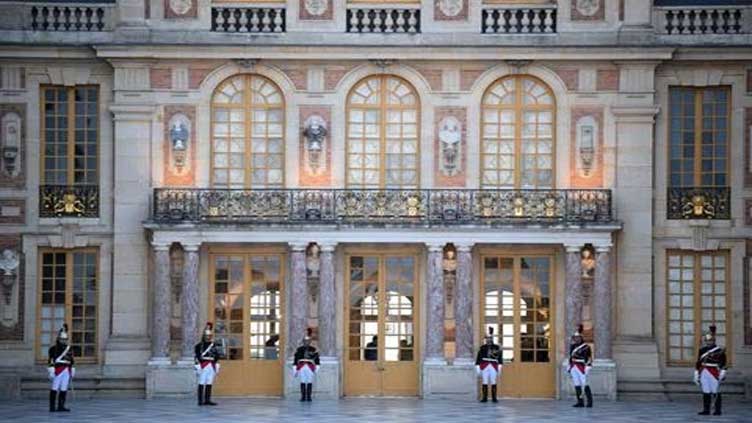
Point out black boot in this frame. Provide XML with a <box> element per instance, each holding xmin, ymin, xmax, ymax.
<box><xmin>491</xmin><ymin>385</ymin><xmax>498</xmax><ymax>403</ymax></box>
<box><xmin>49</xmin><ymin>390</ymin><xmax>57</xmax><ymax>412</ymax></box>
<box><xmin>306</xmin><ymin>383</ymin><xmax>313</xmax><ymax>402</ymax></box>
<box><xmin>480</xmin><ymin>385</ymin><xmax>488</xmax><ymax>403</ymax></box>
<box><xmin>698</xmin><ymin>393</ymin><xmax>711</xmax><ymax>415</ymax></box>
<box><xmin>573</xmin><ymin>386</ymin><xmax>584</xmax><ymax>407</ymax></box>
<box><xmin>300</xmin><ymin>383</ymin><xmax>307</xmax><ymax>402</ymax></box>
<box><xmin>198</xmin><ymin>385</ymin><xmax>205</xmax><ymax>406</ymax></box>
<box><xmin>204</xmin><ymin>385</ymin><xmax>217</xmax><ymax>406</ymax></box>
<box><xmin>584</xmin><ymin>386</ymin><xmax>593</xmax><ymax>408</ymax></box>
<box><xmin>713</xmin><ymin>394</ymin><xmax>722</xmax><ymax>416</ymax></box>
<box><xmin>57</xmin><ymin>391</ymin><xmax>70</xmax><ymax>412</ymax></box>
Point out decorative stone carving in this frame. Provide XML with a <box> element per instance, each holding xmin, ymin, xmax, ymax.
<box><xmin>165</xmin><ymin>0</ymin><xmax>197</xmax><ymax>19</ymax></box>
<box><xmin>1</xmin><ymin>112</ymin><xmax>20</xmax><ymax>177</ymax></box>
<box><xmin>438</xmin><ymin>0</ymin><xmax>462</xmax><ymax>17</ymax></box>
<box><xmin>439</xmin><ymin>116</ymin><xmax>462</xmax><ymax>177</ymax></box>
<box><xmin>580</xmin><ymin>246</ymin><xmax>595</xmax><ymax>279</ymax></box>
<box><xmin>443</xmin><ymin>247</ymin><xmax>457</xmax><ymax>305</ymax></box>
<box><xmin>572</xmin><ymin>0</ymin><xmax>604</xmax><ymax>21</ymax></box>
<box><xmin>168</xmin><ymin>113</ymin><xmax>190</xmax><ymax>171</ymax></box>
<box><xmin>306</xmin><ymin>243</ymin><xmax>321</xmax><ymax>278</ymax></box>
<box><xmin>304</xmin><ymin>0</ymin><xmax>328</xmax><ymax>16</ymax></box>
<box><xmin>0</xmin><ymin>249</ymin><xmax>19</xmax><ymax>306</ymax></box>
<box><xmin>435</xmin><ymin>0</ymin><xmax>468</xmax><ymax>21</ymax></box>
<box><xmin>571</xmin><ymin>108</ymin><xmax>603</xmax><ymax>188</ymax></box>
<box><xmin>303</xmin><ymin>115</ymin><xmax>328</xmax><ymax>176</ymax></box>
<box><xmin>575</xmin><ymin>116</ymin><xmax>596</xmax><ymax>177</ymax></box>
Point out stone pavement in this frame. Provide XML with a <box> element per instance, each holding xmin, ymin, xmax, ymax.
<box><xmin>1</xmin><ymin>397</ymin><xmax>750</xmax><ymax>423</ymax></box>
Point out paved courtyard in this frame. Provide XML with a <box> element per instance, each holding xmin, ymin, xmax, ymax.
<box><xmin>1</xmin><ymin>397</ymin><xmax>750</xmax><ymax>423</ymax></box>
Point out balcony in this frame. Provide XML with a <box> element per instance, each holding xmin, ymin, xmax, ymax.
<box><xmin>667</xmin><ymin>187</ymin><xmax>730</xmax><ymax>220</ymax></box>
<box><xmin>481</xmin><ymin>4</ymin><xmax>557</xmax><ymax>34</ymax></box>
<box><xmin>654</xmin><ymin>3</ymin><xmax>751</xmax><ymax>35</ymax></box>
<box><xmin>152</xmin><ymin>188</ymin><xmax>613</xmax><ymax>227</ymax></box>
<box><xmin>0</xmin><ymin>1</ymin><xmax>117</xmax><ymax>32</ymax></box>
<box><xmin>211</xmin><ymin>6</ymin><xmax>286</xmax><ymax>33</ymax></box>
<box><xmin>39</xmin><ymin>185</ymin><xmax>99</xmax><ymax>218</ymax></box>
<box><xmin>346</xmin><ymin>6</ymin><xmax>421</xmax><ymax>33</ymax></box>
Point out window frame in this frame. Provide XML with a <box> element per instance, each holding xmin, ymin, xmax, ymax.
<box><xmin>480</xmin><ymin>75</ymin><xmax>556</xmax><ymax>189</ymax></box>
<box><xmin>667</xmin><ymin>85</ymin><xmax>731</xmax><ymax>188</ymax></box>
<box><xmin>36</xmin><ymin>247</ymin><xmax>100</xmax><ymax>364</ymax></box>
<box><xmin>665</xmin><ymin>249</ymin><xmax>731</xmax><ymax>367</ymax></box>
<box><xmin>39</xmin><ymin>85</ymin><xmax>100</xmax><ymax>186</ymax></box>
<box><xmin>345</xmin><ymin>74</ymin><xmax>422</xmax><ymax>189</ymax></box>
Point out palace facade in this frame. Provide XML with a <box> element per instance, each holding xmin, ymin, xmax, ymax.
<box><xmin>0</xmin><ymin>0</ymin><xmax>751</xmax><ymax>400</ymax></box>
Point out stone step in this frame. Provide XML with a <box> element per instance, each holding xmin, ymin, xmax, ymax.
<box><xmin>21</xmin><ymin>377</ymin><xmax>145</xmax><ymax>399</ymax></box>
<box><xmin>618</xmin><ymin>379</ymin><xmax>746</xmax><ymax>401</ymax></box>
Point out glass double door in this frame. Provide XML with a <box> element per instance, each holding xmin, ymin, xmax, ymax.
<box><xmin>209</xmin><ymin>249</ymin><xmax>285</xmax><ymax>396</ymax></box>
<box><xmin>344</xmin><ymin>252</ymin><xmax>419</xmax><ymax>396</ymax></box>
<box><xmin>481</xmin><ymin>254</ymin><xmax>555</xmax><ymax>398</ymax></box>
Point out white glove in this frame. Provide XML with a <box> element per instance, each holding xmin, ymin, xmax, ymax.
<box><xmin>693</xmin><ymin>370</ymin><xmax>700</xmax><ymax>386</ymax></box>
<box><xmin>475</xmin><ymin>365</ymin><xmax>481</xmax><ymax>376</ymax></box>
<box><xmin>71</xmin><ymin>367</ymin><xmax>76</xmax><ymax>378</ymax></box>
<box><xmin>194</xmin><ymin>364</ymin><xmax>200</xmax><ymax>375</ymax></box>
<box><xmin>47</xmin><ymin>367</ymin><xmax>55</xmax><ymax>381</ymax></box>
<box><xmin>585</xmin><ymin>366</ymin><xmax>592</xmax><ymax>376</ymax></box>
<box><xmin>215</xmin><ymin>363</ymin><xmax>221</xmax><ymax>375</ymax></box>
<box><xmin>719</xmin><ymin>370</ymin><xmax>727</xmax><ymax>381</ymax></box>
<box><xmin>315</xmin><ymin>365</ymin><xmax>320</xmax><ymax>373</ymax></box>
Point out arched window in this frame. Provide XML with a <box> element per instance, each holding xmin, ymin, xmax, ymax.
<box><xmin>481</xmin><ymin>75</ymin><xmax>555</xmax><ymax>188</ymax></box>
<box><xmin>211</xmin><ymin>74</ymin><xmax>285</xmax><ymax>188</ymax></box>
<box><xmin>346</xmin><ymin>75</ymin><xmax>420</xmax><ymax>188</ymax></box>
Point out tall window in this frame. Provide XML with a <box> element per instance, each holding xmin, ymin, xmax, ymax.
<box><xmin>481</xmin><ymin>75</ymin><xmax>555</xmax><ymax>188</ymax></box>
<box><xmin>668</xmin><ymin>86</ymin><xmax>729</xmax><ymax>187</ymax></box>
<box><xmin>666</xmin><ymin>251</ymin><xmax>729</xmax><ymax>365</ymax></box>
<box><xmin>346</xmin><ymin>75</ymin><xmax>420</xmax><ymax>188</ymax></box>
<box><xmin>41</xmin><ymin>86</ymin><xmax>99</xmax><ymax>185</ymax></box>
<box><xmin>211</xmin><ymin>74</ymin><xmax>285</xmax><ymax>188</ymax></box>
<box><xmin>37</xmin><ymin>249</ymin><xmax>99</xmax><ymax>361</ymax></box>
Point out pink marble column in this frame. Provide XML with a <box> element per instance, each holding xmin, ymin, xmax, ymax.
<box><xmin>425</xmin><ymin>243</ymin><xmax>445</xmax><ymax>363</ymax></box>
<box><xmin>288</xmin><ymin>242</ymin><xmax>309</xmax><ymax>358</ymax></box>
<box><xmin>454</xmin><ymin>243</ymin><xmax>474</xmax><ymax>363</ymax></box>
<box><xmin>180</xmin><ymin>243</ymin><xmax>200</xmax><ymax>360</ymax></box>
<box><xmin>564</xmin><ymin>245</ymin><xmax>583</xmax><ymax>338</ymax></box>
<box><xmin>151</xmin><ymin>243</ymin><xmax>171</xmax><ymax>361</ymax></box>
<box><xmin>318</xmin><ymin>243</ymin><xmax>336</xmax><ymax>358</ymax></box>
<box><xmin>594</xmin><ymin>246</ymin><xmax>613</xmax><ymax>359</ymax></box>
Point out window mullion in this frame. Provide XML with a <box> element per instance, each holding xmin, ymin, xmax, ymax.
<box><xmin>245</xmin><ymin>76</ymin><xmax>252</xmax><ymax>189</ymax></box>
<box><xmin>693</xmin><ymin>89</ymin><xmax>702</xmax><ymax>187</ymax></box>
<box><xmin>514</xmin><ymin>77</ymin><xmax>522</xmax><ymax>189</ymax></box>
<box><xmin>380</xmin><ymin>76</ymin><xmax>387</xmax><ymax>189</ymax></box>
<box><xmin>67</xmin><ymin>87</ymin><xmax>76</xmax><ymax>185</ymax></box>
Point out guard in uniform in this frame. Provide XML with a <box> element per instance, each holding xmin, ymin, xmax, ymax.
<box><xmin>475</xmin><ymin>327</ymin><xmax>502</xmax><ymax>403</ymax></box>
<box><xmin>47</xmin><ymin>323</ymin><xmax>75</xmax><ymax>412</ymax></box>
<box><xmin>194</xmin><ymin>322</ymin><xmax>221</xmax><ymax>406</ymax></box>
<box><xmin>293</xmin><ymin>328</ymin><xmax>320</xmax><ymax>402</ymax></box>
<box><xmin>694</xmin><ymin>325</ymin><xmax>727</xmax><ymax>416</ymax></box>
<box><xmin>568</xmin><ymin>325</ymin><xmax>593</xmax><ymax>408</ymax></box>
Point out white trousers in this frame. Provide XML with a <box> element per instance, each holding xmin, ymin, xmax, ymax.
<box><xmin>198</xmin><ymin>364</ymin><xmax>216</xmax><ymax>385</ymax></box>
<box><xmin>570</xmin><ymin>366</ymin><xmax>588</xmax><ymax>387</ymax></box>
<box><xmin>296</xmin><ymin>365</ymin><xmax>316</xmax><ymax>384</ymax></box>
<box><xmin>51</xmin><ymin>369</ymin><xmax>71</xmax><ymax>392</ymax></box>
<box><xmin>700</xmin><ymin>369</ymin><xmax>720</xmax><ymax>394</ymax></box>
<box><xmin>481</xmin><ymin>365</ymin><xmax>499</xmax><ymax>385</ymax></box>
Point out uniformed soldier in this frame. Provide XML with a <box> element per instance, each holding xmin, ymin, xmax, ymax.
<box><xmin>47</xmin><ymin>323</ymin><xmax>75</xmax><ymax>412</ymax></box>
<box><xmin>293</xmin><ymin>328</ymin><xmax>320</xmax><ymax>402</ymax></box>
<box><xmin>194</xmin><ymin>322</ymin><xmax>221</xmax><ymax>406</ymax></box>
<box><xmin>694</xmin><ymin>325</ymin><xmax>727</xmax><ymax>416</ymax></box>
<box><xmin>475</xmin><ymin>327</ymin><xmax>502</xmax><ymax>403</ymax></box>
<box><xmin>568</xmin><ymin>325</ymin><xmax>593</xmax><ymax>408</ymax></box>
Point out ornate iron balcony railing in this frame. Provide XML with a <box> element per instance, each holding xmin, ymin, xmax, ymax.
<box><xmin>40</xmin><ymin>185</ymin><xmax>99</xmax><ymax>218</ymax></box>
<box><xmin>667</xmin><ymin>186</ymin><xmax>730</xmax><ymax>220</ymax></box>
<box><xmin>152</xmin><ymin>188</ymin><xmax>613</xmax><ymax>226</ymax></box>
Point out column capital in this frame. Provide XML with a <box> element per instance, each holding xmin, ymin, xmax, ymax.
<box><xmin>288</xmin><ymin>242</ymin><xmax>309</xmax><ymax>252</ymax></box>
<box><xmin>181</xmin><ymin>242</ymin><xmax>201</xmax><ymax>253</ymax></box>
<box><xmin>564</xmin><ymin>244</ymin><xmax>583</xmax><ymax>254</ymax></box>
<box><xmin>152</xmin><ymin>242</ymin><xmax>171</xmax><ymax>252</ymax></box>
<box><xmin>318</xmin><ymin>242</ymin><xmax>337</xmax><ymax>253</ymax></box>
<box><xmin>454</xmin><ymin>242</ymin><xmax>474</xmax><ymax>252</ymax></box>
<box><xmin>425</xmin><ymin>242</ymin><xmax>445</xmax><ymax>253</ymax></box>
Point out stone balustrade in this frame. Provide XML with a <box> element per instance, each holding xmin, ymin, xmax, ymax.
<box><xmin>211</xmin><ymin>6</ymin><xmax>286</xmax><ymax>33</ymax></box>
<box><xmin>27</xmin><ymin>2</ymin><xmax>114</xmax><ymax>31</ymax></box>
<box><xmin>654</xmin><ymin>5</ymin><xmax>750</xmax><ymax>34</ymax></box>
<box><xmin>481</xmin><ymin>5</ymin><xmax>557</xmax><ymax>34</ymax></box>
<box><xmin>346</xmin><ymin>6</ymin><xmax>420</xmax><ymax>33</ymax></box>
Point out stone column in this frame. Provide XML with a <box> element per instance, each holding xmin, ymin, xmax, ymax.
<box><xmin>288</xmin><ymin>242</ymin><xmax>309</xmax><ymax>357</ymax></box>
<box><xmin>564</xmin><ymin>244</ymin><xmax>583</xmax><ymax>338</ymax></box>
<box><xmin>180</xmin><ymin>243</ymin><xmax>200</xmax><ymax>360</ymax></box>
<box><xmin>594</xmin><ymin>246</ymin><xmax>613</xmax><ymax>359</ymax></box>
<box><xmin>425</xmin><ymin>243</ymin><xmax>445</xmax><ymax>363</ymax></box>
<box><xmin>318</xmin><ymin>243</ymin><xmax>336</xmax><ymax>358</ymax></box>
<box><xmin>454</xmin><ymin>243</ymin><xmax>474</xmax><ymax>364</ymax></box>
<box><xmin>151</xmin><ymin>243</ymin><xmax>171</xmax><ymax>362</ymax></box>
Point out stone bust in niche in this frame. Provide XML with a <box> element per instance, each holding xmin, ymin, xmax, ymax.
<box><xmin>303</xmin><ymin>115</ymin><xmax>328</xmax><ymax>175</ymax></box>
<box><xmin>306</xmin><ymin>243</ymin><xmax>320</xmax><ymax>278</ymax></box>
<box><xmin>581</xmin><ymin>248</ymin><xmax>595</xmax><ymax>279</ymax></box>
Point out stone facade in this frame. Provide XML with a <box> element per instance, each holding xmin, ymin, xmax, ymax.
<box><xmin>0</xmin><ymin>0</ymin><xmax>750</xmax><ymax>402</ymax></box>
